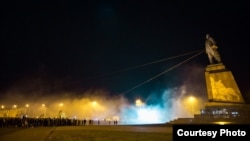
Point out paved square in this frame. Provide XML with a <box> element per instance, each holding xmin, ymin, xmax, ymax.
<box><xmin>0</xmin><ymin>125</ymin><xmax>173</xmax><ymax>141</ymax></box>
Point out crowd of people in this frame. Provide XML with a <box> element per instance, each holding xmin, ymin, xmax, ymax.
<box><xmin>0</xmin><ymin>116</ymin><xmax>119</xmax><ymax>128</ymax></box>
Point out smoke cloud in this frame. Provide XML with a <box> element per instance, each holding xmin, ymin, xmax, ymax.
<box><xmin>0</xmin><ymin>63</ymin><xmax>207</xmax><ymax>124</ymax></box>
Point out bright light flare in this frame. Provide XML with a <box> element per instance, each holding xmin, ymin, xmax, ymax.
<box><xmin>188</xmin><ymin>96</ymin><xmax>195</xmax><ymax>116</ymax></box>
<box><xmin>135</xmin><ymin>99</ymin><xmax>144</xmax><ymax>107</ymax></box>
<box><xmin>213</xmin><ymin>121</ymin><xmax>233</xmax><ymax>125</ymax></box>
<box><xmin>92</xmin><ymin>101</ymin><xmax>97</xmax><ymax>106</ymax></box>
<box><xmin>59</xmin><ymin>103</ymin><xmax>63</xmax><ymax>107</ymax></box>
<box><xmin>188</xmin><ymin>96</ymin><xmax>195</xmax><ymax>103</ymax></box>
<box><xmin>181</xmin><ymin>95</ymin><xmax>198</xmax><ymax>117</ymax></box>
<box><xmin>13</xmin><ymin>105</ymin><xmax>17</xmax><ymax>108</ymax></box>
<box><xmin>137</xmin><ymin>108</ymin><xmax>161</xmax><ymax>124</ymax></box>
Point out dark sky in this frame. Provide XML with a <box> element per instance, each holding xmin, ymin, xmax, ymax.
<box><xmin>1</xmin><ymin>1</ymin><xmax>250</xmax><ymax>102</ymax></box>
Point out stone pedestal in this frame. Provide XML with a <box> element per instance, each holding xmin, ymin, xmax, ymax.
<box><xmin>200</xmin><ymin>102</ymin><xmax>250</xmax><ymax>118</ymax></box>
<box><xmin>196</xmin><ymin>63</ymin><xmax>250</xmax><ymax>123</ymax></box>
<box><xmin>168</xmin><ymin>63</ymin><xmax>250</xmax><ymax>125</ymax></box>
<box><xmin>205</xmin><ymin>63</ymin><xmax>245</xmax><ymax>103</ymax></box>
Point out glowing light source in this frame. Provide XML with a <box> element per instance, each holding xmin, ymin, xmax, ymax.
<box><xmin>213</xmin><ymin>121</ymin><xmax>233</xmax><ymax>125</ymax></box>
<box><xmin>137</xmin><ymin>108</ymin><xmax>160</xmax><ymax>123</ymax></box>
<box><xmin>41</xmin><ymin>104</ymin><xmax>46</xmax><ymax>118</ymax></box>
<box><xmin>113</xmin><ymin>116</ymin><xmax>119</xmax><ymax>121</ymax></box>
<box><xmin>59</xmin><ymin>103</ymin><xmax>64</xmax><ymax>107</ymax></box>
<box><xmin>188</xmin><ymin>96</ymin><xmax>195</xmax><ymax>117</ymax></box>
<box><xmin>135</xmin><ymin>99</ymin><xmax>144</xmax><ymax>107</ymax></box>
<box><xmin>189</xmin><ymin>96</ymin><xmax>195</xmax><ymax>102</ymax></box>
<box><xmin>92</xmin><ymin>101</ymin><xmax>97</xmax><ymax>106</ymax></box>
<box><xmin>13</xmin><ymin>105</ymin><xmax>17</xmax><ymax>108</ymax></box>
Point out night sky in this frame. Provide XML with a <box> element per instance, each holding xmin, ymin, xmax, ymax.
<box><xmin>1</xmin><ymin>1</ymin><xmax>250</xmax><ymax>102</ymax></box>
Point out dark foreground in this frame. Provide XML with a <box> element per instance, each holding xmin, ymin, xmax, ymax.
<box><xmin>0</xmin><ymin>124</ymin><xmax>173</xmax><ymax>141</ymax></box>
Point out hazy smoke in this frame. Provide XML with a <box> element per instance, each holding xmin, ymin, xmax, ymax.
<box><xmin>0</xmin><ymin>63</ymin><xmax>207</xmax><ymax>124</ymax></box>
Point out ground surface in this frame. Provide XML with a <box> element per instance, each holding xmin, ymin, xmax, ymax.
<box><xmin>0</xmin><ymin>124</ymin><xmax>173</xmax><ymax>141</ymax></box>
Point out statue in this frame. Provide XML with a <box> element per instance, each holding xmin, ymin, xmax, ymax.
<box><xmin>205</xmin><ymin>34</ymin><xmax>221</xmax><ymax>64</ymax></box>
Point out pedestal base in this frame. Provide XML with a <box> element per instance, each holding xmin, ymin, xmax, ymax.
<box><xmin>192</xmin><ymin>102</ymin><xmax>250</xmax><ymax>124</ymax></box>
<box><xmin>168</xmin><ymin>102</ymin><xmax>250</xmax><ymax>125</ymax></box>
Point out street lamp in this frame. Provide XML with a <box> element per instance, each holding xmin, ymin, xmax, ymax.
<box><xmin>135</xmin><ymin>99</ymin><xmax>143</xmax><ymax>107</ymax></box>
<box><xmin>13</xmin><ymin>105</ymin><xmax>17</xmax><ymax>108</ymax></box>
<box><xmin>42</xmin><ymin>104</ymin><xmax>46</xmax><ymax>118</ymax></box>
<box><xmin>25</xmin><ymin>104</ymin><xmax>29</xmax><ymax>116</ymax></box>
<box><xmin>1</xmin><ymin>105</ymin><xmax>5</xmax><ymax>117</ymax></box>
<box><xmin>59</xmin><ymin>103</ymin><xmax>64</xmax><ymax>112</ymax></box>
<box><xmin>59</xmin><ymin>103</ymin><xmax>63</xmax><ymax>107</ymax></box>
<box><xmin>59</xmin><ymin>103</ymin><xmax>64</xmax><ymax>118</ymax></box>
<box><xmin>92</xmin><ymin>101</ymin><xmax>97</xmax><ymax>106</ymax></box>
<box><xmin>188</xmin><ymin>96</ymin><xmax>195</xmax><ymax>117</ymax></box>
<box><xmin>91</xmin><ymin>101</ymin><xmax>97</xmax><ymax>118</ymax></box>
<box><xmin>13</xmin><ymin>105</ymin><xmax>17</xmax><ymax>117</ymax></box>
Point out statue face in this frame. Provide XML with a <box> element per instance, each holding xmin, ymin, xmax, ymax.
<box><xmin>206</xmin><ymin>34</ymin><xmax>210</xmax><ymax>39</ymax></box>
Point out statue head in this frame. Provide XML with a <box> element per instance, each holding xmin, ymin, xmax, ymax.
<box><xmin>206</xmin><ymin>34</ymin><xmax>210</xmax><ymax>39</ymax></box>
